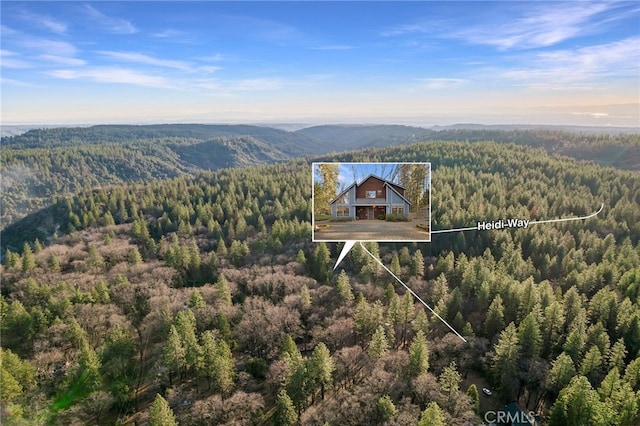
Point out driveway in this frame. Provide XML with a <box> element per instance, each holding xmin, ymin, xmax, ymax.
<box><xmin>314</xmin><ymin>219</ymin><xmax>430</xmax><ymax>242</ymax></box>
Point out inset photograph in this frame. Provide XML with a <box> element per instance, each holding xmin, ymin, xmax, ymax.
<box><xmin>313</xmin><ymin>162</ymin><xmax>431</xmax><ymax>242</ymax></box>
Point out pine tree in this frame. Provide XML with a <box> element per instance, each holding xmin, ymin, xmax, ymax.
<box><xmin>163</xmin><ymin>325</ymin><xmax>186</xmax><ymax>384</ymax></box>
<box><xmin>411</xmin><ymin>249</ymin><xmax>425</xmax><ymax>277</ymax></box>
<box><xmin>281</xmin><ymin>334</ymin><xmax>303</xmax><ymax>365</ymax></box>
<box><xmin>518</xmin><ymin>312</ymin><xmax>542</xmax><ymax>357</ymax></box>
<box><xmin>274</xmin><ymin>389</ymin><xmax>298</xmax><ymax>426</ymax></box>
<box><xmin>390</xmin><ymin>252</ymin><xmax>402</xmax><ymax>276</ymax></box>
<box><xmin>408</xmin><ymin>330</ymin><xmax>429</xmax><ymax>377</ymax></box>
<box><xmin>175</xmin><ymin>309</ymin><xmax>201</xmax><ymax>374</ymax></box>
<box><xmin>21</xmin><ymin>243</ymin><xmax>35</xmax><ymax>271</ymax></box>
<box><xmin>492</xmin><ymin>322</ymin><xmax>520</xmax><ymax>399</ymax></box>
<box><xmin>212</xmin><ymin>339</ymin><xmax>235</xmax><ymax>396</ymax></box>
<box><xmin>467</xmin><ymin>384</ymin><xmax>480</xmax><ymax>414</ymax></box>
<box><xmin>300</xmin><ymin>284</ymin><xmax>311</xmax><ymax>311</ymax></box>
<box><xmin>312</xmin><ymin>242</ymin><xmax>331</xmax><ymax>283</ymax></box>
<box><xmin>296</xmin><ymin>249</ymin><xmax>306</xmax><ymax>265</ymax></box>
<box><xmin>368</xmin><ymin>325</ymin><xmax>390</xmax><ymax>360</ymax></box>
<box><xmin>419</xmin><ymin>401</ymin><xmax>446</xmax><ymax>426</ymax></box>
<box><xmin>47</xmin><ymin>253</ymin><xmax>61</xmax><ymax>271</ymax></box>
<box><xmin>549</xmin><ymin>376</ymin><xmax>605</xmax><ymax>426</ymax></box>
<box><xmin>309</xmin><ymin>342</ymin><xmax>334</xmax><ymax>400</ymax></box>
<box><xmin>377</xmin><ymin>395</ymin><xmax>398</xmax><ymax>421</ymax></box>
<box><xmin>484</xmin><ymin>294</ymin><xmax>505</xmax><ymax>338</ymax></box>
<box><xmin>214</xmin><ymin>275</ymin><xmax>232</xmax><ymax>307</ymax></box>
<box><xmin>127</xmin><ymin>247</ymin><xmax>143</xmax><ymax>265</ymax></box>
<box><xmin>78</xmin><ymin>341</ymin><xmax>102</xmax><ymax>392</ymax></box>
<box><xmin>149</xmin><ymin>394</ymin><xmax>177</xmax><ymax>426</ymax></box>
<box><xmin>189</xmin><ymin>290</ymin><xmax>206</xmax><ymax>309</ymax></box>
<box><xmin>336</xmin><ymin>270</ymin><xmax>354</xmax><ymax>303</ymax></box>
<box><xmin>548</xmin><ymin>352</ymin><xmax>577</xmax><ymax>393</ymax></box>
<box><xmin>439</xmin><ymin>361</ymin><xmax>461</xmax><ymax>411</ymax></box>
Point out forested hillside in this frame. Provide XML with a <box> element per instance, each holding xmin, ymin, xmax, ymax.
<box><xmin>2</xmin><ymin>141</ymin><xmax>639</xmax><ymax>425</ymax></box>
<box><xmin>2</xmin><ymin>124</ymin><xmax>638</xmax><ymax>228</ymax></box>
<box><xmin>0</xmin><ymin>125</ymin><xmax>321</xmax><ymax>227</ymax></box>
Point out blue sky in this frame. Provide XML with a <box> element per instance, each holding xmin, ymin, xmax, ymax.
<box><xmin>314</xmin><ymin>162</ymin><xmax>430</xmax><ymax>193</ymax></box>
<box><xmin>2</xmin><ymin>1</ymin><xmax>639</xmax><ymax>126</ymax></box>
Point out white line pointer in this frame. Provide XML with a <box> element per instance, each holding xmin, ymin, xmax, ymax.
<box><xmin>431</xmin><ymin>203</ymin><xmax>604</xmax><ymax>234</ymax></box>
<box><xmin>358</xmin><ymin>242</ymin><xmax>468</xmax><ymax>343</ymax></box>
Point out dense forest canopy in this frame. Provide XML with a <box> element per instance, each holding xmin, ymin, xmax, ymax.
<box><xmin>1</xmin><ymin>124</ymin><xmax>638</xmax><ymax>228</ymax></box>
<box><xmin>2</xmin><ymin>138</ymin><xmax>639</xmax><ymax>425</ymax></box>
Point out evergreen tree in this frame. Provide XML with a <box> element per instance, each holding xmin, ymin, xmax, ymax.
<box><xmin>47</xmin><ymin>253</ymin><xmax>61</xmax><ymax>271</ymax></box>
<box><xmin>411</xmin><ymin>249</ymin><xmax>425</xmax><ymax>277</ymax></box>
<box><xmin>467</xmin><ymin>384</ymin><xmax>480</xmax><ymax>414</ymax></box>
<box><xmin>484</xmin><ymin>294</ymin><xmax>505</xmax><ymax>338</ymax></box>
<box><xmin>548</xmin><ymin>352</ymin><xmax>577</xmax><ymax>394</ymax></box>
<box><xmin>377</xmin><ymin>395</ymin><xmax>398</xmax><ymax>422</ymax></box>
<box><xmin>336</xmin><ymin>270</ymin><xmax>354</xmax><ymax>303</ymax></box>
<box><xmin>518</xmin><ymin>312</ymin><xmax>542</xmax><ymax>357</ymax></box>
<box><xmin>127</xmin><ymin>247</ymin><xmax>143</xmax><ymax>265</ymax></box>
<box><xmin>549</xmin><ymin>376</ymin><xmax>606</xmax><ymax>426</ymax></box>
<box><xmin>311</xmin><ymin>242</ymin><xmax>332</xmax><ymax>283</ymax></box>
<box><xmin>368</xmin><ymin>325</ymin><xmax>390</xmax><ymax>360</ymax></box>
<box><xmin>309</xmin><ymin>342</ymin><xmax>334</xmax><ymax>400</ymax></box>
<box><xmin>492</xmin><ymin>322</ymin><xmax>520</xmax><ymax>398</ymax></box>
<box><xmin>163</xmin><ymin>325</ymin><xmax>186</xmax><ymax>384</ymax></box>
<box><xmin>149</xmin><ymin>394</ymin><xmax>177</xmax><ymax>426</ymax></box>
<box><xmin>439</xmin><ymin>361</ymin><xmax>461</xmax><ymax>411</ymax></box>
<box><xmin>300</xmin><ymin>284</ymin><xmax>311</xmax><ymax>311</ymax></box>
<box><xmin>419</xmin><ymin>401</ymin><xmax>446</xmax><ymax>426</ymax></box>
<box><xmin>189</xmin><ymin>290</ymin><xmax>206</xmax><ymax>309</ymax></box>
<box><xmin>21</xmin><ymin>242</ymin><xmax>35</xmax><ymax>271</ymax></box>
<box><xmin>274</xmin><ymin>389</ymin><xmax>298</xmax><ymax>426</ymax></box>
<box><xmin>296</xmin><ymin>249</ymin><xmax>306</xmax><ymax>265</ymax></box>
<box><xmin>408</xmin><ymin>330</ymin><xmax>429</xmax><ymax>377</ymax></box>
<box><xmin>214</xmin><ymin>275</ymin><xmax>232</xmax><ymax>307</ymax></box>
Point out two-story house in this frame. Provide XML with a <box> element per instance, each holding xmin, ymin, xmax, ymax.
<box><xmin>328</xmin><ymin>174</ymin><xmax>411</xmax><ymax>220</ymax></box>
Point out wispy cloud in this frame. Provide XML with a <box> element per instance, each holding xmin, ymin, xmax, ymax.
<box><xmin>310</xmin><ymin>45</ymin><xmax>354</xmax><ymax>51</ymax></box>
<box><xmin>1</xmin><ymin>76</ymin><xmax>37</xmax><ymax>87</ymax></box>
<box><xmin>97</xmin><ymin>51</ymin><xmax>191</xmax><ymax>71</ymax></box>
<box><xmin>21</xmin><ymin>38</ymin><xmax>77</xmax><ymax>57</ymax></box>
<box><xmin>418</xmin><ymin>78</ymin><xmax>467</xmax><ymax>90</ymax></box>
<box><xmin>38</xmin><ymin>55</ymin><xmax>86</xmax><ymax>67</ymax></box>
<box><xmin>384</xmin><ymin>2</ymin><xmax>632</xmax><ymax>51</ymax></box>
<box><xmin>453</xmin><ymin>2</ymin><xmax>612</xmax><ymax>50</ymax></box>
<box><xmin>16</xmin><ymin>9</ymin><xmax>68</xmax><ymax>34</ymax></box>
<box><xmin>83</xmin><ymin>5</ymin><xmax>137</xmax><ymax>35</ymax></box>
<box><xmin>500</xmin><ymin>36</ymin><xmax>640</xmax><ymax>88</ymax></box>
<box><xmin>46</xmin><ymin>67</ymin><xmax>173</xmax><ymax>88</ymax></box>
<box><xmin>232</xmin><ymin>78</ymin><xmax>283</xmax><ymax>91</ymax></box>
<box><xmin>1</xmin><ymin>50</ymin><xmax>33</xmax><ymax>69</ymax></box>
<box><xmin>153</xmin><ymin>29</ymin><xmax>186</xmax><ymax>38</ymax></box>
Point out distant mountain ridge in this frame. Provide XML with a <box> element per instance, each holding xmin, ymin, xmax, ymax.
<box><xmin>1</xmin><ymin>123</ymin><xmax>638</xmax><ymax>229</ymax></box>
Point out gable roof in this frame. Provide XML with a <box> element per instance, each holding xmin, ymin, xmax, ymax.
<box><xmin>384</xmin><ymin>182</ymin><xmax>411</xmax><ymax>205</ymax></box>
<box><xmin>328</xmin><ymin>174</ymin><xmax>411</xmax><ymax>205</ymax></box>
<box><xmin>329</xmin><ymin>181</ymin><xmax>356</xmax><ymax>204</ymax></box>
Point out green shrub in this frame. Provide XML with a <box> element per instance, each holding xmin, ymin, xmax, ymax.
<box><xmin>385</xmin><ymin>213</ymin><xmax>409</xmax><ymax>222</ymax></box>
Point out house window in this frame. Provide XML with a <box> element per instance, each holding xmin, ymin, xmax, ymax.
<box><xmin>366</xmin><ymin>190</ymin><xmax>376</xmax><ymax>199</ymax></box>
<box><xmin>392</xmin><ymin>206</ymin><xmax>404</xmax><ymax>215</ymax></box>
<box><xmin>337</xmin><ymin>206</ymin><xmax>349</xmax><ymax>217</ymax></box>
<box><xmin>337</xmin><ymin>194</ymin><xmax>349</xmax><ymax>204</ymax></box>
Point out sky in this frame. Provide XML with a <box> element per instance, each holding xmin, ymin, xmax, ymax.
<box><xmin>314</xmin><ymin>162</ymin><xmax>430</xmax><ymax>193</ymax></box>
<box><xmin>1</xmin><ymin>1</ymin><xmax>639</xmax><ymax>126</ymax></box>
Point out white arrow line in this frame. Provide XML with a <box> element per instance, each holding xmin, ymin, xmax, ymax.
<box><xmin>358</xmin><ymin>242</ymin><xmax>468</xmax><ymax>343</ymax></box>
<box><xmin>431</xmin><ymin>203</ymin><xmax>604</xmax><ymax>235</ymax></box>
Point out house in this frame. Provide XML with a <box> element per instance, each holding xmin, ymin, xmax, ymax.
<box><xmin>329</xmin><ymin>174</ymin><xmax>411</xmax><ymax>219</ymax></box>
